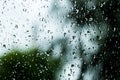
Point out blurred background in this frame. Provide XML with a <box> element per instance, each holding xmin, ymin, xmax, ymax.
<box><xmin>0</xmin><ymin>0</ymin><xmax>120</xmax><ymax>80</ymax></box>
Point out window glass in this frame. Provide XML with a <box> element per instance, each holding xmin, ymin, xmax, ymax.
<box><xmin>0</xmin><ymin>0</ymin><xmax>119</xmax><ymax>80</ymax></box>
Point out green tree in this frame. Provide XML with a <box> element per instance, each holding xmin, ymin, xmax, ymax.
<box><xmin>0</xmin><ymin>49</ymin><xmax>60</xmax><ymax>80</ymax></box>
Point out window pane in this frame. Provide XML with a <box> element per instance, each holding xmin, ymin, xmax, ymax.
<box><xmin>0</xmin><ymin>0</ymin><xmax>119</xmax><ymax>80</ymax></box>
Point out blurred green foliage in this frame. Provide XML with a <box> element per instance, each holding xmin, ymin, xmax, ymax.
<box><xmin>0</xmin><ymin>49</ymin><xmax>60</xmax><ymax>80</ymax></box>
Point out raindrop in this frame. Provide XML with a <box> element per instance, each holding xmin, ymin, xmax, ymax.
<box><xmin>3</xmin><ymin>44</ymin><xmax>6</xmax><ymax>48</ymax></box>
<box><xmin>15</xmin><ymin>25</ymin><xmax>18</xmax><ymax>28</ymax></box>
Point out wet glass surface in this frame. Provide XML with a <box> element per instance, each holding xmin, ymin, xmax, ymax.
<box><xmin>0</xmin><ymin>0</ymin><xmax>120</xmax><ymax>80</ymax></box>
